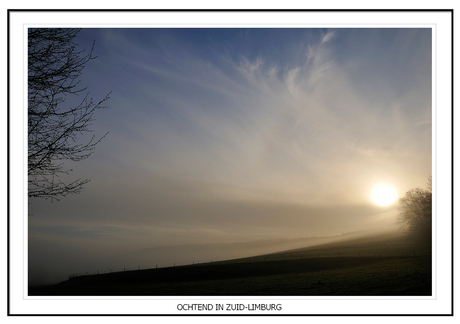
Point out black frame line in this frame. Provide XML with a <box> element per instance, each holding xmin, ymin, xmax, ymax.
<box><xmin>7</xmin><ymin>8</ymin><xmax>454</xmax><ymax>317</ymax></box>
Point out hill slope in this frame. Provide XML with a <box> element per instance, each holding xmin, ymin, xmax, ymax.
<box><xmin>29</xmin><ymin>231</ymin><xmax>431</xmax><ymax>296</ymax></box>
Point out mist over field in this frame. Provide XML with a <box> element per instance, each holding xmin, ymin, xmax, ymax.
<box><xmin>27</xmin><ymin>27</ymin><xmax>431</xmax><ymax>287</ymax></box>
<box><xmin>28</xmin><ymin>229</ymin><xmax>388</xmax><ymax>285</ymax></box>
<box><xmin>29</xmin><ymin>199</ymin><xmax>399</xmax><ymax>285</ymax></box>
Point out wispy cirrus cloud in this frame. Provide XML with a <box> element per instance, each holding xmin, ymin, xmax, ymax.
<box><xmin>88</xmin><ymin>28</ymin><xmax>430</xmax><ymax>206</ymax></box>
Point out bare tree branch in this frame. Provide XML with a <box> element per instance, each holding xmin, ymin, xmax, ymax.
<box><xmin>28</xmin><ymin>28</ymin><xmax>110</xmax><ymax>201</ymax></box>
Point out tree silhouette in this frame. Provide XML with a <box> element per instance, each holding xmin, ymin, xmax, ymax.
<box><xmin>397</xmin><ymin>176</ymin><xmax>432</xmax><ymax>247</ymax></box>
<box><xmin>28</xmin><ymin>28</ymin><xmax>110</xmax><ymax>200</ymax></box>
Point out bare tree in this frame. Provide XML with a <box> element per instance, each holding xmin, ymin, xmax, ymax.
<box><xmin>397</xmin><ymin>176</ymin><xmax>432</xmax><ymax>246</ymax></box>
<box><xmin>28</xmin><ymin>28</ymin><xmax>110</xmax><ymax>201</ymax></box>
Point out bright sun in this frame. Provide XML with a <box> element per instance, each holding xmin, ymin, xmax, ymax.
<box><xmin>370</xmin><ymin>184</ymin><xmax>398</xmax><ymax>206</ymax></box>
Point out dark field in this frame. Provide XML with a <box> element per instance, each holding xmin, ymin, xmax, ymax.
<box><xmin>29</xmin><ymin>232</ymin><xmax>432</xmax><ymax>296</ymax></box>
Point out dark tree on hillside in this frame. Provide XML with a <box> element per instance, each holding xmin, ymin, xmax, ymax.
<box><xmin>397</xmin><ymin>176</ymin><xmax>432</xmax><ymax>247</ymax></box>
<box><xmin>28</xmin><ymin>28</ymin><xmax>110</xmax><ymax>201</ymax></box>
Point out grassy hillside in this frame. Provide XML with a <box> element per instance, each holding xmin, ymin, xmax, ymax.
<box><xmin>215</xmin><ymin>231</ymin><xmax>429</xmax><ymax>264</ymax></box>
<box><xmin>29</xmin><ymin>231</ymin><xmax>431</xmax><ymax>296</ymax></box>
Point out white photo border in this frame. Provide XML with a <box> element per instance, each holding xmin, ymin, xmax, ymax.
<box><xmin>8</xmin><ymin>9</ymin><xmax>453</xmax><ymax>315</ymax></box>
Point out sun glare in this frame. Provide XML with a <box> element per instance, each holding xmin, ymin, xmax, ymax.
<box><xmin>371</xmin><ymin>184</ymin><xmax>398</xmax><ymax>207</ymax></box>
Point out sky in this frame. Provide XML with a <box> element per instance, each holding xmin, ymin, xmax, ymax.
<box><xmin>28</xmin><ymin>28</ymin><xmax>432</xmax><ymax>285</ymax></box>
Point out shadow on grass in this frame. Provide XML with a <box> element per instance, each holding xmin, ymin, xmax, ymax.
<box><xmin>29</xmin><ymin>255</ymin><xmax>431</xmax><ymax>296</ymax></box>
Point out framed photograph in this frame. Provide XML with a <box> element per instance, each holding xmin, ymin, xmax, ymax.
<box><xmin>8</xmin><ymin>9</ymin><xmax>453</xmax><ymax>316</ymax></box>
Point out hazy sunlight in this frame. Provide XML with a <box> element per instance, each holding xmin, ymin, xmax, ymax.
<box><xmin>371</xmin><ymin>184</ymin><xmax>398</xmax><ymax>207</ymax></box>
